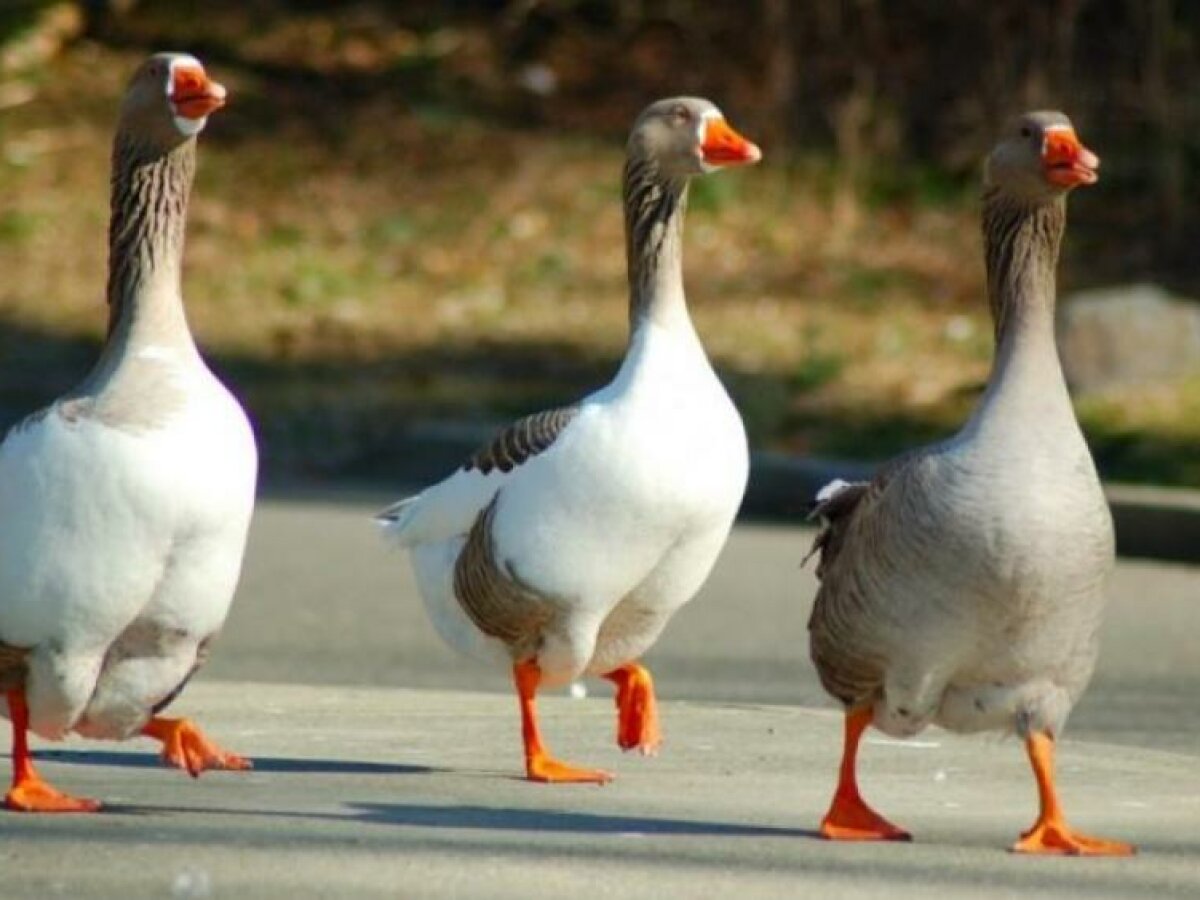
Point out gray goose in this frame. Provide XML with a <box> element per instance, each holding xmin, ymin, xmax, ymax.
<box><xmin>0</xmin><ymin>53</ymin><xmax>256</xmax><ymax>812</ymax></box>
<box><xmin>380</xmin><ymin>98</ymin><xmax>760</xmax><ymax>783</ymax></box>
<box><xmin>806</xmin><ymin>111</ymin><xmax>1133</xmax><ymax>855</ymax></box>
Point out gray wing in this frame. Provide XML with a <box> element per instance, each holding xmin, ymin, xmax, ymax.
<box><xmin>803</xmin><ymin>479</ymin><xmax>872</xmax><ymax>580</ymax></box>
<box><xmin>453</xmin><ymin>497</ymin><xmax>561</xmax><ymax>660</ymax></box>
<box><xmin>805</xmin><ymin>455</ymin><xmax>919</xmax><ymax>707</ymax></box>
<box><xmin>464</xmin><ymin>406</ymin><xmax>580</xmax><ymax>475</ymax></box>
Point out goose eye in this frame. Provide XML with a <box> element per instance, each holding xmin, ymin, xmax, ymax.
<box><xmin>672</xmin><ymin>105</ymin><xmax>690</xmax><ymax>124</ymax></box>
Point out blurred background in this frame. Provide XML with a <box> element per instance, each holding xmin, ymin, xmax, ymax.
<box><xmin>1</xmin><ymin>0</ymin><xmax>1198</xmax><ymax>488</ymax></box>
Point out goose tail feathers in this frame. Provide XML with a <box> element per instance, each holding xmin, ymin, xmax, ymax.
<box><xmin>802</xmin><ymin>478</ymin><xmax>870</xmax><ymax>574</ymax></box>
<box><xmin>375</xmin><ymin>494</ymin><xmax>422</xmax><ymax>543</ymax></box>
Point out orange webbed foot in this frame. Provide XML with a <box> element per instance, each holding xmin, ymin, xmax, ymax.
<box><xmin>1013</xmin><ymin>821</ymin><xmax>1135</xmax><ymax>856</ymax></box>
<box><xmin>5</xmin><ymin>778</ymin><xmax>100</xmax><ymax>814</ymax></box>
<box><xmin>605</xmin><ymin>664</ymin><xmax>662</xmax><ymax>755</ymax></box>
<box><xmin>820</xmin><ymin>707</ymin><xmax>911</xmax><ymax>841</ymax></box>
<box><xmin>4</xmin><ymin>687</ymin><xmax>100</xmax><ymax>813</ymax></box>
<box><xmin>820</xmin><ymin>791</ymin><xmax>912</xmax><ymax>842</ymax></box>
<box><xmin>513</xmin><ymin>660</ymin><xmax>612</xmax><ymax>784</ymax></box>
<box><xmin>143</xmin><ymin>717</ymin><xmax>251</xmax><ymax>777</ymax></box>
<box><xmin>526</xmin><ymin>754</ymin><xmax>613</xmax><ymax>784</ymax></box>
<box><xmin>1014</xmin><ymin>731</ymin><xmax>1135</xmax><ymax>856</ymax></box>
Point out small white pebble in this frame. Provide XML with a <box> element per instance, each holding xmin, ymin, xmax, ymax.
<box><xmin>933</xmin><ymin>769</ymin><xmax>948</xmax><ymax>783</ymax></box>
<box><xmin>568</xmin><ymin>682</ymin><xmax>588</xmax><ymax>700</ymax></box>
<box><xmin>171</xmin><ymin>868</ymin><xmax>212</xmax><ymax>899</ymax></box>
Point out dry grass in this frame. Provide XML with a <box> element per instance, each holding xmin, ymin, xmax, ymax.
<box><xmin>0</xmin><ymin>42</ymin><xmax>1196</xmax><ymax>485</ymax></box>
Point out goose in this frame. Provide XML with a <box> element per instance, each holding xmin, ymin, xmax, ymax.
<box><xmin>0</xmin><ymin>53</ymin><xmax>256</xmax><ymax>812</ymax></box>
<box><xmin>379</xmin><ymin>98</ymin><xmax>760</xmax><ymax>783</ymax></box>
<box><xmin>805</xmin><ymin>111</ymin><xmax>1133</xmax><ymax>855</ymax></box>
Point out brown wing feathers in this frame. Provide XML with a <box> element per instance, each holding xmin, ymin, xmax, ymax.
<box><xmin>453</xmin><ymin>497</ymin><xmax>560</xmax><ymax>660</ymax></box>
<box><xmin>805</xmin><ymin>476</ymin><xmax>889</xmax><ymax>707</ymax></box>
<box><xmin>464</xmin><ymin>407</ymin><xmax>579</xmax><ymax>475</ymax></box>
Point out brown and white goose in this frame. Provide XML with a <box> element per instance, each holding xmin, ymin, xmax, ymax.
<box><xmin>380</xmin><ymin>98</ymin><xmax>760</xmax><ymax>783</ymax></box>
<box><xmin>0</xmin><ymin>53</ymin><xmax>256</xmax><ymax>812</ymax></box>
<box><xmin>806</xmin><ymin>112</ymin><xmax>1133</xmax><ymax>855</ymax></box>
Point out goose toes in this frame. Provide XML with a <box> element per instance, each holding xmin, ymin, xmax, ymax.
<box><xmin>5</xmin><ymin>779</ymin><xmax>100</xmax><ymax>814</ymax></box>
<box><xmin>144</xmin><ymin>717</ymin><xmax>251</xmax><ymax>777</ymax></box>
<box><xmin>526</xmin><ymin>755</ymin><xmax>614</xmax><ymax>784</ymax></box>
<box><xmin>820</xmin><ymin>793</ymin><xmax>911</xmax><ymax>842</ymax></box>
<box><xmin>605</xmin><ymin>664</ymin><xmax>663</xmax><ymax>755</ymax></box>
<box><xmin>1013</xmin><ymin>821</ymin><xmax>1135</xmax><ymax>856</ymax></box>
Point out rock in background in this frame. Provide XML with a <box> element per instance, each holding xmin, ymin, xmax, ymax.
<box><xmin>1058</xmin><ymin>285</ymin><xmax>1200</xmax><ymax>394</ymax></box>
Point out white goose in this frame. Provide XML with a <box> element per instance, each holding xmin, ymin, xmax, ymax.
<box><xmin>806</xmin><ymin>112</ymin><xmax>1133</xmax><ymax>855</ymax></box>
<box><xmin>380</xmin><ymin>98</ymin><xmax>760</xmax><ymax>783</ymax></box>
<box><xmin>0</xmin><ymin>53</ymin><xmax>256</xmax><ymax>812</ymax></box>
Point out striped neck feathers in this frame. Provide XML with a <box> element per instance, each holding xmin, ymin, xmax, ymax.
<box><xmin>106</xmin><ymin>133</ymin><xmax>196</xmax><ymax>341</ymax></box>
<box><xmin>981</xmin><ymin>188</ymin><xmax>1066</xmax><ymax>347</ymax></box>
<box><xmin>623</xmin><ymin>154</ymin><xmax>690</xmax><ymax>331</ymax></box>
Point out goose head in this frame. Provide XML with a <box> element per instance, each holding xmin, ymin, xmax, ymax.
<box><xmin>627</xmin><ymin>97</ymin><xmax>761</xmax><ymax>178</ymax></box>
<box><xmin>985</xmin><ymin>111</ymin><xmax>1099</xmax><ymax>202</ymax></box>
<box><xmin>117</xmin><ymin>52</ymin><xmax>227</xmax><ymax>152</ymax></box>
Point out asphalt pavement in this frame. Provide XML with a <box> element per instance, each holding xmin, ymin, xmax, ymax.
<box><xmin>0</xmin><ymin>682</ymin><xmax>1197</xmax><ymax>898</ymax></box>
<box><xmin>0</xmin><ymin>489</ymin><xmax>1196</xmax><ymax>898</ymax></box>
<box><xmin>214</xmin><ymin>489</ymin><xmax>1200</xmax><ymax>756</ymax></box>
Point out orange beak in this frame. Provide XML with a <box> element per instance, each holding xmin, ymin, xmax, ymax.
<box><xmin>171</xmin><ymin>64</ymin><xmax>227</xmax><ymax>120</ymax></box>
<box><xmin>1042</xmin><ymin>128</ymin><xmax>1099</xmax><ymax>188</ymax></box>
<box><xmin>700</xmin><ymin>117</ymin><xmax>762</xmax><ymax>167</ymax></box>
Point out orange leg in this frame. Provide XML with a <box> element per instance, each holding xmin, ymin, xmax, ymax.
<box><xmin>142</xmin><ymin>717</ymin><xmax>251</xmax><ymax>778</ymax></box>
<box><xmin>5</xmin><ymin>689</ymin><xmax>99</xmax><ymax>813</ymax></box>
<box><xmin>820</xmin><ymin>706</ymin><xmax>910</xmax><ymax>841</ymax></box>
<box><xmin>514</xmin><ymin>660</ymin><xmax>612</xmax><ymax>784</ymax></box>
<box><xmin>1012</xmin><ymin>731</ymin><xmax>1135</xmax><ymax>856</ymax></box>
<box><xmin>603</xmin><ymin>663</ymin><xmax>662</xmax><ymax>755</ymax></box>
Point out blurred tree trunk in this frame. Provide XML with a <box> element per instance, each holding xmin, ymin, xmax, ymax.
<box><xmin>760</xmin><ymin>0</ymin><xmax>797</xmax><ymax>148</ymax></box>
<box><xmin>810</xmin><ymin>0</ymin><xmax>888</xmax><ymax>244</ymax></box>
<box><xmin>1050</xmin><ymin>0</ymin><xmax>1085</xmax><ymax>92</ymax></box>
<box><xmin>82</xmin><ymin>0</ymin><xmax>140</xmax><ymax>37</ymax></box>
<box><xmin>1136</xmin><ymin>0</ymin><xmax>1185</xmax><ymax>243</ymax></box>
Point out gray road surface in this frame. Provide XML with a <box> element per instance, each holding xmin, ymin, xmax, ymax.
<box><xmin>212</xmin><ymin>490</ymin><xmax>1200</xmax><ymax>756</ymax></box>
<box><xmin>0</xmin><ymin>682</ymin><xmax>1197</xmax><ymax>898</ymax></box>
<box><xmin>0</xmin><ymin>491</ymin><xmax>1195</xmax><ymax>899</ymax></box>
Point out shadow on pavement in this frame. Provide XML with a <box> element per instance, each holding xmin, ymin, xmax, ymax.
<box><xmin>347</xmin><ymin>802</ymin><xmax>821</xmax><ymax>838</ymax></box>
<box><xmin>59</xmin><ymin>798</ymin><xmax>819</xmax><ymax>842</ymax></box>
<box><xmin>38</xmin><ymin>749</ymin><xmax>431</xmax><ymax>776</ymax></box>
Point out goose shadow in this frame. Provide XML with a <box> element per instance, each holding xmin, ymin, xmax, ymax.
<box><xmin>36</xmin><ymin>749</ymin><xmax>431</xmax><ymax>776</ymax></box>
<box><xmin>96</xmin><ymin>800</ymin><xmax>822</xmax><ymax>840</ymax></box>
<box><xmin>345</xmin><ymin>802</ymin><xmax>821</xmax><ymax>838</ymax></box>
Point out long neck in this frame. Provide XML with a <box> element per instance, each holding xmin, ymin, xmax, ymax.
<box><xmin>623</xmin><ymin>155</ymin><xmax>692</xmax><ymax>335</ymax></box>
<box><xmin>973</xmin><ymin>188</ymin><xmax>1073</xmax><ymax>425</ymax></box>
<box><xmin>983</xmin><ymin>189</ymin><xmax>1065</xmax><ymax>347</ymax></box>
<box><xmin>105</xmin><ymin>133</ymin><xmax>197</xmax><ymax>353</ymax></box>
